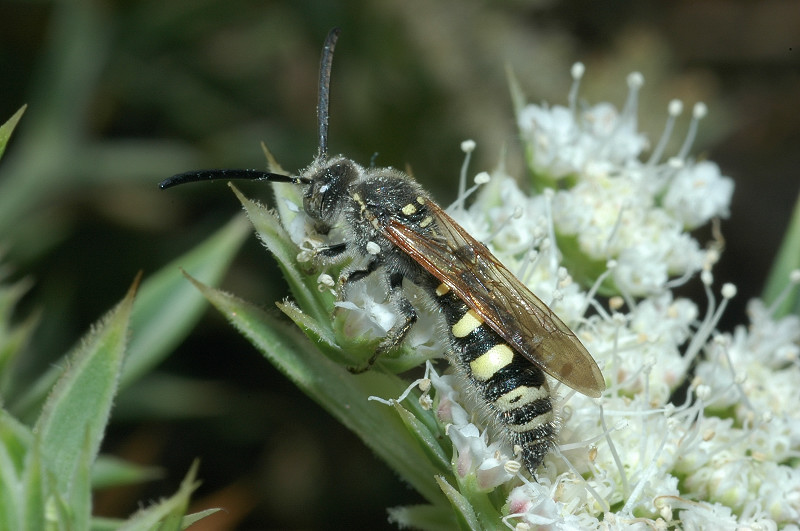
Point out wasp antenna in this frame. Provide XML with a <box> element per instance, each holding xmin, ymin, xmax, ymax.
<box><xmin>159</xmin><ymin>169</ymin><xmax>305</xmax><ymax>189</ymax></box>
<box><xmin>317</xmin><ymin>27</ymin><xmax>341</xmax><ymax>162</ymax></box>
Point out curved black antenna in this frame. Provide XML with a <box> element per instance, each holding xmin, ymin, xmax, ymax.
<box><xmin>317</xmin><ymin>27</ymin><xmax>341</xmax><ymax>162</ymax></box>
<box><xmin>159</xmin><ymin>169</ymin><xmax>310</xmax><ymax>190</ymax></box>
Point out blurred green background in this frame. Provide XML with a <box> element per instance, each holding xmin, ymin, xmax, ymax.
<box><xmin>1</xmin><ymin>0</ymin><xmax>797</xmax><ymax>529</ymax></box>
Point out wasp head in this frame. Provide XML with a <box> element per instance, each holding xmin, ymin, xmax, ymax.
<box><xmin>302</xmin><ymin>157</ymin><xmax>360</xmax><ymax>228</ymax></box>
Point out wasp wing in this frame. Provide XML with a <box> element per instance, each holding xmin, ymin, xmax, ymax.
<box><xmin>385</xmin><ymin>199</ymin><xmax>604</xmax><ymax>398</ymax></box>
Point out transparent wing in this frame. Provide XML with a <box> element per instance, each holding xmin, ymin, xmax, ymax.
<box><xmin>385</xmin><ymin>199</ymin><xmax>604</xmax><ymax>397</ymax></box>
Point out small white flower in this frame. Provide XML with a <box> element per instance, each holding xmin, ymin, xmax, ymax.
<box><xmin>517</xmin><ymin>104</ymin><xmax>582</xmax><ymax>179</ymax></box>
<box><xmin>447</xmin><ymin>423</ymin><xmax>516</xmax><ymax>489</ymax></box>
<box><xmin>613</xmin><ymin>245</ymin><xmax>670</xmax><ymax>296</ymax></box>
<box><xmin>506</xmin><ymin>480</ymin><xmax>563</xmax><ymax>527</ymax></box>
<box><xmin>663</xmin><ymin>160</ymin><xmax>734</xmax><ymax>229</ymax></box>
<box><xmin>428</xmin><ymin>368</ymin><xmax>518</xmax><ymax>489</ymax></box>
<box><xmin>333</xmin><ymin>272</ymin><xmax>398</xmax><ymax>339</ymax></box>
<box><xmin>429</xmin><ymin>371</ymin><xmax>471</xmax><ymax>427</ymax></box>
<box><xmin>517</xmin><ymin>92</ymin><xmax>648</xmax><ymax>180</ymax></box>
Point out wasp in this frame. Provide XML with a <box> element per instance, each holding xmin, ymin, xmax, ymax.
<box><xmin>160</xmin><ymin>28</ymin><xmax>605</xmax><ymax>474</ymax></box>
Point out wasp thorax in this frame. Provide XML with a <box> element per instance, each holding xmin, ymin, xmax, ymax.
<box><xmin>302</xmin><ymin>159</ymin><xmax>360</xmax><ymax>224</ymax></box>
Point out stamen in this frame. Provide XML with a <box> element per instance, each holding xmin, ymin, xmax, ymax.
<box><xmin>486</xmin><ymin>205</ymin><xmax>523</xmax><ymax>244</ymax></box>
<box><xmin>676</xmin><ymin>102</ymin><xmax>707</xmax><ymax>161</ymax></box>
<box><xmin>454</xmin><ymin>140</ymin><xmax>477</xmax><ymax>212</ymax></box>
<box><xmin>664</xmin><ymin>265</ymin><xmax>696</xmax><ymax>289</ymax></box>
<box><xmin>621</xmin><ymin>426</ymin><xmax>669</xmax><ymax>515</ymax></box>
<box><xmin>647</xmin><ymin>99</ymin><xmax>683</xmax><ymax>166</ymax></box>
<box><xmin>602</xmin><ymin>201</ymin><xmax>628</xmax><ymax>257</ymax></box>
<box><xmin>638</xmin><ymin>362</ymin><xmax>653</xmax><ymax>467</ymax></box>
<box><xmin>504</xmin><ymin>460</ymin><xmax>522</xmax><ymax>475</ymax></box>
<box><xmin>568</xmin><ymin>62</ymin><xmax>585</xmax><ymax>115</ymax></box>
<box><xmin>620</xmin><ymin>72</ymin><xmax>644</xmax><ymax>131</ymax></box>
<box><xmin>368</xmin><ymin>360</ymin><xmax>434</xmax><ymax>405</ymax></box>
<box><xmin>582</xmin><ymin>262</ymin><xmax>616</xmax><ymax>320</ymax></box>
<box><xmin>542</xmin><ymin>189</ymin><xmax>560</xmax><ymax>277</ymax></box>
<box><xmin>518</xmin><ymin>247</ymin><xmax>542</xmax><ymax>287</ymax></box>
<box><xmin>609</xmin><ymin>295</ymin><xmax>625</xmax><ymax>311</ymax></box>
<box><xmin>683</xmin><ymin>281</ymin><xmax>736</xmax><ymax>369</ymax></box>
<box><xmin>707</xmin><ymin>336</ymin><xmax>754</xmax><ymax>412</ymax></box>
<box><xmin>600</xmin><ymin>404</ymin><xmax>630</xmax><ymax>497</ymax></box>
<box><xmin>552</xmin><ymin>445</ymin><xmax>610</xmax><ymax>513</ymax></box>
<box><xmin>452</xmin><ymin>171</ymin><xmax>491</xmax><ymax>208</ymax></box>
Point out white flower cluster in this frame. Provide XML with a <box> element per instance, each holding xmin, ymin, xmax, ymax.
<box><xmin>418</xmin><ymin>68</ymin><xmax>799</xmax><ymax>529</ymax></box>
<box><xmin>517</xmin><ymin>65</ymin><xmax>733</xmax><ymax>296</ymax></box>
<box><xmin>686</xmin><ymin>297</ymin><xmax>800</xmax><ymax>524</ymax></box>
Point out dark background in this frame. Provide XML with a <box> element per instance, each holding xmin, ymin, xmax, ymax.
<box><xmin>0</xmin><ymin>1</ymin><xmax>797</xmax><ymax>529</ymax></box>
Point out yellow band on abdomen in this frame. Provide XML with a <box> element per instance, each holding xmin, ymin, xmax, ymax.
<box><xmin>452</xmin><ymin>309</ymin><xmax>483</xmax><ymax>337</ymax></box>
<box><xmin>470</xmin><ymin>343</ymin><xmax>514</xmax><ymax>381</ymax></box>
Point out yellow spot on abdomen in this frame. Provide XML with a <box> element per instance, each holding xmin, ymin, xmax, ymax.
<box><xmin>435</xmin><ymin>283</ymin><xmax>450</xmax><ymax>297</ymax></box>
<box><xmin>401</xmin><ymin>203</ymin><xmax>418</xmax><ymax>215</ymax></box>
<box><xmin>470</xmin><ymin>343</ymin><xmax>514</xmax><ymax>381</ymax></box>
<box><xmin>452</xmin><ymin>309</ymin><xmax>483</xmax><ymax>338</ymax></box>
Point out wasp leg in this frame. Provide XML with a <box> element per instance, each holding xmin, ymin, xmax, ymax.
<box><xmin>317</xmin><ymin>242</ymin><xmax>347</xmax><ymax>258</ymax></box>
<box><xmin>341</xmin><ymin>258</ymin><xmax>379</xmax><ymax>284</ymax></box>
<box><xmin>349</xmin><ymin>272</ymin><xmax>417</xmax><ymax>374</ymax></box>
<box><xmin>335</xmin><ymin>258</ymin><xmax>380</xmax><ymax>304</ymax></box>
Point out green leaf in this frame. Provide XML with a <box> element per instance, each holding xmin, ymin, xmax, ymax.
<box><xmin>0</xmin><ymin>408</ymin><xmax>32</xmax><ymax>473</ymax></box>
<box><xmin>10</xmin><ymin>215</ymin><xmax>251</xmax><ymax>420</ymax></box>
<box><xmin>92</xmin><ymin>455</ymin><xmax>162</xmax><ymax>490</ymax></box>
<box><xmin>505</xmin><ymin>67</ymin><xmax>526</xmax><ymax>119</ymax></box>
<box><xmin>180</xmin><ymin>508</ymin><xmax>223</xmax><ymax>529</ymax></box>
<box><xmin>184</xmin><ymin>273</ymin><xmax>446</xmax><ymax>506</ymax></box>
<box><xmin>123</xmin><ymin>213</ymin><xmax>251</xmax><ymax>387</ymax></box>
<box><xmin>435</xmin><ymin>476</ymin><xmax>482</xmax><ymax>531</ymax></box>
<box><xmin>392</xmin><ymin>401</ymin><xmax>450</xmax><ymax>473</ymax></box>
<box><xmin>0</xmin><ymin>277</ymin><xmax>38</xmax><ymax>396</ymax></box>
<box><xmin>21</xmin><ymin>445</ymin><xmax>46</xmax><ymax>531</ymax></box>
<box><xmin>116</xmin><ymin>460</ymin><xmax>205</xmax><ymax>531</ymax></box>
<box><xmin>277</xmin><ymin>300</ymin><xmax>342</xmax><ymax>358</ymax></box>
<box><xmin>763</xmin><ymin>190</ymin><xmax>800</xmax><ymax>317</ymax></box>
<box><xmin>388</xmin><ymin>504</ymin><xmax>457</xmax><ymax>531</ymax></box>
<box><xmin>90</xmin><ymin>517</ymin><xmax>126</xmax><ymax>531</ymax></box>
<box><xmin>69</xmin><ymin>430</ymin><xmax>95</xmax><ymax>531</ymax></box>
<box><xmin>33</xmin><ymin>274</ymin><xmax>137</xmax><ymax>498</ymax></box>
<box><xmin>0</xmin><ymin>436</ymin><xmax>21</xmax><ymax>530</ymax></box>
<box><xmin>230</xmin><ymin>184</ymin><xmax>334</xmax><ymax>325</ymax></box>
<box><xmin>0</xmin><ymin>106</ymin><xmax>26</xmax><ymax>161</ymax></box>
<box><xmin>92</xmin><ymin>508</ymin><xmax>222</xmax><ymax>531</ymax></box>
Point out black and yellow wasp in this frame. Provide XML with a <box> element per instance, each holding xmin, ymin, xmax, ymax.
<box><xmin>160</xmin><ymin>28</ymin><xmax>604</xmax><ymax>474</ymax></box>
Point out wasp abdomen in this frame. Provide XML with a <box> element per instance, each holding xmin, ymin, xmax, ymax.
<box><xmin>432</xmin><ymin>281</ymin><xmax>557</xmax><ymax>473</ymax></box>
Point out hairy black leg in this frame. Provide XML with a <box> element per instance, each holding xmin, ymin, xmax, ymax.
<box><xmin>317</xmin><ymin>242</ymin><xmax>347</xmax><ymax>258</ymax></box>
<box><xmin>334</xmin><ymin>258</ymin><xmax>380</xmax><ymax>317</ymax></box>
<box><xmin>339</xmin><ymin>258</ymin><xmax>379</xmax><ymax>290</ymax></box>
